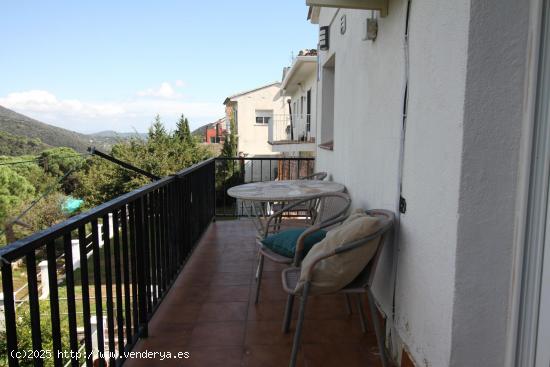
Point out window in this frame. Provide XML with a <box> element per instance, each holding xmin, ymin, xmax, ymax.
<box><xmin>255</xmin><ymin>110</ymin><xmax>273</xmax><ymax>124</ymax></box>
<box><xmin>320</xmin><ymin>55</ymin><xmax>335</xmax><ymax>150</ymax></box>
<box><xmin>210</xmin><ymin>137</ymin><xmax>216</xmax><ymax>143</ymax></box>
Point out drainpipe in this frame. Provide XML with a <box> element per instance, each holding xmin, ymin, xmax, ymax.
<box><xmin>287</xmin><ymin>99</ymin><xmax>294</xmax><ymax>141</ymax></box>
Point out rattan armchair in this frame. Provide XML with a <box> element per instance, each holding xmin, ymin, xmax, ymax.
<box><xmin>300</xmin><ymin>171</ymin><xmax>327</xmax><ymax>181</ymax></box>
<box><xmin>254</xmin><ymin>192</ymin><xmax>352</xmax><ymax>304</ymax></box>
<box><xmin>281</xmin><ymin>209</ymin><xmax>395</xmax><ymax>367</ymax></box>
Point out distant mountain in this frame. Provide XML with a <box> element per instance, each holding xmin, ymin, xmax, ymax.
<box><xmin>0</xmin><ymin>106</ymin><xmax>140</xmax><ymax>154</ymax></box>
<box><xmin>0</xmin><ymin>105</ymin><xmax>92</xmax><ymax>152</ymax></box>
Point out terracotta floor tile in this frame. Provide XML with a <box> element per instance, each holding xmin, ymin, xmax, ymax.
<box><xmin>165</xmin><ymin>286</ymin><xmax>210</xmax><ymax>303</ymax></box>
<box><xmin>198</xmin><ymin>302</ymin><xmax>248</xmax><ymax>322</ymax></box>
<box><xmin>206</xmin><ymin>286</ymin><xmax>251</xmax><ymax>302</ymax></box>
<box><xmin>185</xmin><ymin>346</ymin><xmax>244</xmax><ymax>367</ymax></box>
<box><xmin>245</xmin><ymin>321</ymin><xmax>295</xmax><ymax>346</ymax></box>
<box><xmin>302</xmin><ymin>319</ymin><xmax>367</xmax><ymax>344</ymax></box>
<box><xmin>189</xmin><ymin>322</ymin><xmax>246</xmax><ymax>347</ymax></box>
<box><xmin>243</xmin><ymin>344</ymin><xmax>305</xmax><ymax>367</ymax></box>
<box><xmin>123</xmin><ymin>220</ymin><xmax>386</xmax><ymax>367</ymax></box>
<box><xmin>173</xmin><ymin>270</ymin><xmax>212</xmax><ymax>288</ymax></box>
<box><xmin>150</xmin><ymin>301</ymin><xmax>203</xmax><ymax>324</ymax></box>
<box><xmin>302</xmin><ymin>343</ymin><xmax>373</xmax><ymax>367</ymax></box>
<box><xmin>210</xmin><ymin>271</ymin><xmax>252</xmax><ymax>286</ymax></box>
<box><xmin>247</xmin><ymin>300</ymin><xmax>296</xmax><ymax>322</ymax></box>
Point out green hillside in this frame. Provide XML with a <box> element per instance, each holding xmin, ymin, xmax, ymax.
<box><xmin>0</xmin><ymin>130</ymin><xmax>51</xmax><ymax>156</ymax></box>
<box><xmin>0</xmin><ymin>105</ymin><xmax>91</xmax><ymax>152</ymax></box>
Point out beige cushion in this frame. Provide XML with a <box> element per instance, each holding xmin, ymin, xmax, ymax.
<box><xmin>295</xmin><ymin>211</ymin><xmax>382</xmax><ymax>295</ymax></box>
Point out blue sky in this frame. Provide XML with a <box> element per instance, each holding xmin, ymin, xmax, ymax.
<box><xmin>0</xmin><ymin>1</ymin><xmax>317</xmax><ymax>133</ymax></box>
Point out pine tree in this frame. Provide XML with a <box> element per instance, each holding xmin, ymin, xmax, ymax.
<box><xmin>175</xmin><ymin>114</ymin><xmax>193</xmax><ymax>145</ymax></box>
<box><xmin>148</xmin><ymin>114</ymin><xmax>167</xmax><ymax>140</ymax></box>
<box><xmin>220</xmin><ymin>115</ymin><xmax>238</xmax><ymax>157</ymax></box>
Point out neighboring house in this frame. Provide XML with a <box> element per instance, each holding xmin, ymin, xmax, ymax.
<box><xmin>308</xmin><ymin>1</ymin><xmax>547</xmax><ymax>367</ymax></box>
<box><xmin>223</xmin><ymin>82</ymin><xmax>285</xmax><ymax>157</ymax></box>
<box><xmin>269</xmin><ymin>49</ymin><xmax>318</xmax><ymax>156</ymax></box>
<box><xmin>196</xmin><ymin>118</ymin><xmax>226</xmax><ymax>144</ymax></box>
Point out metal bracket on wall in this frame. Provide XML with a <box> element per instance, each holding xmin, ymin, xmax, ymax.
<box><xmin>399</xmin><ymin>196</ymin><xmax>407</xmax><ymax>214</ymax></box>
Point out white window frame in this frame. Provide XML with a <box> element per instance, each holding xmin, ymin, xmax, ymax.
<box><xmin>255</xmin><ymin>110</ymin><xmax>273</xmax><ymax>125</ymax></box>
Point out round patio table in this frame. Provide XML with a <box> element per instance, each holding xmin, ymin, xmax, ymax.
<box><xmin>227</xmin><ymin>180</ymin><xmax>346</xmax><ymax>232</ymax></box>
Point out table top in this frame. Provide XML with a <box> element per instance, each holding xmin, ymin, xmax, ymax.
<box><xmin>227</xmin><ymin>180</ymin><xmax>346</xmax><ymax>202</ymax></box>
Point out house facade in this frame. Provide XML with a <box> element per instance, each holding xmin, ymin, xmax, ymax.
<box><xmin>308</xmin><ymin>1</ymin><xmax>548</xmax><ymax>367</ymax></box>
<box><xmin>224</xmin><ymin>82</ymin><xmax>285</xmax><ymax>157</ymax></box>
<box><xmin>270</xmin><ymin>50</ymin><xmax>318</xmax><ymax>156</ymax></box>
<box><xmin>203</xmin><ymin>118</ymin><xmax>226</xmax><ymax>144</ymax></box>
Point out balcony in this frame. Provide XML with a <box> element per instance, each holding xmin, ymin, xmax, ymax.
<box><xmin>268</xmin><ymin>115</ymin><xmax>316</xmax><ymax>153</ymax></box>
<box><xmin>125</xmin><ymin>219</ymin><xmax>385</xmax><ymax>367</ymax></box>
<box><xmin>0</xmin><ymin>157</ymin><xmax>386</xmax><ymax>367</ymax></box>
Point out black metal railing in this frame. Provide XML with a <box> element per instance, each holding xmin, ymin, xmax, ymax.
<box><xmin>0</xmin><ymin>156</ymin><xmax>313</xmax><ymax>366</ymax></box>
<box><xmin>0</xmin><ymin>158</ymin><xmax>215</xmax><ymax>367</ymax></box>
<box><xmin>214</xmin><ymin>157</ymin><xmax>315</xmax><ymax>217</ymax></box>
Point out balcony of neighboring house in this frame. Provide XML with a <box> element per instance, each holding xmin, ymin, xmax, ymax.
<box><xmin>0</xmin><ymin>157</ymin><xmax>389</xmax><ymax>367</ymax></box>
<box><xmin>268</xmin><ymin>114</ymin><xmax>316</xmax><ymax>153</ymax></box>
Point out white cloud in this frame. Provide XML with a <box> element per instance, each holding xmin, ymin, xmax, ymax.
<box><xmin>0</xmin><ymin>89</ymin><xmax>223</xmax><ymax>133</ymax></box>
<box><xmin>137</xmin><ymin>81</ymin><xmax>181</xmax><ymax>98</ymax></box>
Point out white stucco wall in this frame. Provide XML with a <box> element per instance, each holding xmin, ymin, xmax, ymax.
<box><xmin>230</xmin><ymin>84</ymin><xmax>285</xmax><ymax>156</ymax></box>
<box><xmin>313</xmin><ymin>1</ymin><xmax>532</xmax><ymax>366</ymax></box>
<box><xmin>450</xmin><ymin>0</ymin><xmax>529</xmax><ymax>366</ymax></box>
<box><xmin>314</xmin><ymin>2</ymin><xmax>406</xmax><ymax>328</ymax></box>
<box><xmin>288</xmin><ymin>67</ymin><xmax>318</xmax><ymax>141</ymax></box>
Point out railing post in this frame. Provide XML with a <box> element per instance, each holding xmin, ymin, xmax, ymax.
<box><xmin>0</xmin><ymin>292</ymin><xmax>4</xmax><ymax>332</ymax></box>
<box><xmin>39</xmin><ymin>260</ymin><xmax>49</xmax><ymax>299</ymax></box>
<box><xmin>134</xmin><ymin>197</ymin><xmax>149</xmax><ymax>338</ymax></box>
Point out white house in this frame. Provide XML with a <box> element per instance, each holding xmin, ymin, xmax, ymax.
<box><xmin>223</xmin><ymin>82</ymin><xmax>285</xmax><ymax>157</ymax></box>
<box><xmin>308</xmin><ymin>1</ymin><xmax>548</xmax><ymax>367</ymax></box>
<box><xmin>270</xmin><ymin>50</ymin><xmax>318</xmax><ymax>155</ymax></box>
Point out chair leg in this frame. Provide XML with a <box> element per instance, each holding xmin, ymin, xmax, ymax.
<box><xmin>282</xmin><ymin>294</ymin><xmax>295</xmax><ymax>333</ymax></box>
<box><xmin>367</xmin><ymin>289</ymin><xmax>389</xmax><ymax>367</ymax></box>
<box><xmin>345</xmin><ymin>294</ymin><xmax>353</xmax><ymax>315</ymax></box>
<box><xmin>355</xmin><ymin>294</ymin><xmax>368</xmax><ymax>333</ymax></box>
<box><xmin>254</xmin><ymin>254</ymin><xmax>264</xmax><ymax>304</ymax></box>
<box><xmin>289</xmin><ymin>282</ymin><xmax>310</xmax><ymax>367</ymax></box>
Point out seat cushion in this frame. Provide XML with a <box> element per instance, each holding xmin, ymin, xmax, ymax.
<box><xmin>261</xmin><ymin>228</ymin><xmax>327</xmax><ymax>258</ymax></box>
<box><xmin>295</xmin><ymin>212</ymin><xmax>382</xmax><ymax>295</ymax></box>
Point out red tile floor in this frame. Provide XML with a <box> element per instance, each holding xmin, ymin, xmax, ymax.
<box><xmin>125</xmin><ymin>220</ymin><xmax>388</xmax><ymax>367</ymax></box>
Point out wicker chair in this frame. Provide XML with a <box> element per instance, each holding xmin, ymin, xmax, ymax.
<box><xmin>281</xmin><ymin>209</ymin><xmax>395</xmax><ymax>367</ymax></box>
<box><xmin>300</xmin><ymin>171</ymin><xmax>327</xmax><ymax>181</ymax></box>
<box><xmin>270</xmin><ymin>172</ymin><xmax>328</xmax><ymax>222</ymax></box>
<box><xmin>254</xmin><ymin>192</ymin><xmax>352</xmax><ymax>304</ymax></box>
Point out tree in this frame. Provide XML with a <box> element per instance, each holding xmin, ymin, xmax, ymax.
<box><xmin>0</xmin><ymin>167</ymin><xmax>35</xmax><ymax>224</ymax></box>
<box><xmin>220</xmin><ymin>115</ymin><xmax>238</xmax><ymax>158</ymax></box>
<box><xmin>175</xmin><ymin>114</ymin><xmax>193</xmax><ymax>145</ymax></box>
<box><xmin>148</xmin><ymin>114</ymin><xmax>167</xmax><ymax>141</ymax></box>
<box><xmin>39</xmin><ymin>147</ymin><xmax>86</xmax><ymax>194</ymax></box>
<box><xmin>75</xmin><ymin>115</ymin><xmax>214</xmax><ymax>208</ymax></box>
<box><xmin>216</xmin><ymin>115</ymin><xmax>241</xmax><ymax>209</ymax></box>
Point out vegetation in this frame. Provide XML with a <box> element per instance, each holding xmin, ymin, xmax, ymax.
<box><xmin>0</xmin><ymin>105</ymin><xmax>135</xmax><ymax>153</ymax></box>
<box><xmin>0</xmin><ymin>106</ymin><xmax>92</xmax><ymax>153</ymax></box>
<box><xmin>0</xmin><ymin>113</ymin><xmax>213</xmax><ymax>245</ymax></box>
<box><xmin>216</xmin><ymin>115</ymin><xmax>242</xmax><ymax>209</ymax></box>
<box><xmin>0</xmin><ymin>113</ymin><xmax>218</xmax><ymax>366</ymax></box>
<box><xmin>0</xmin><ymin>131</ymin><xmax>50</xmax><ymax>156</ymax></box>
<box><xmin>74</xmin><ymin>114</ymin><xmax>212</xmax><ymax>208</ymax></box>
